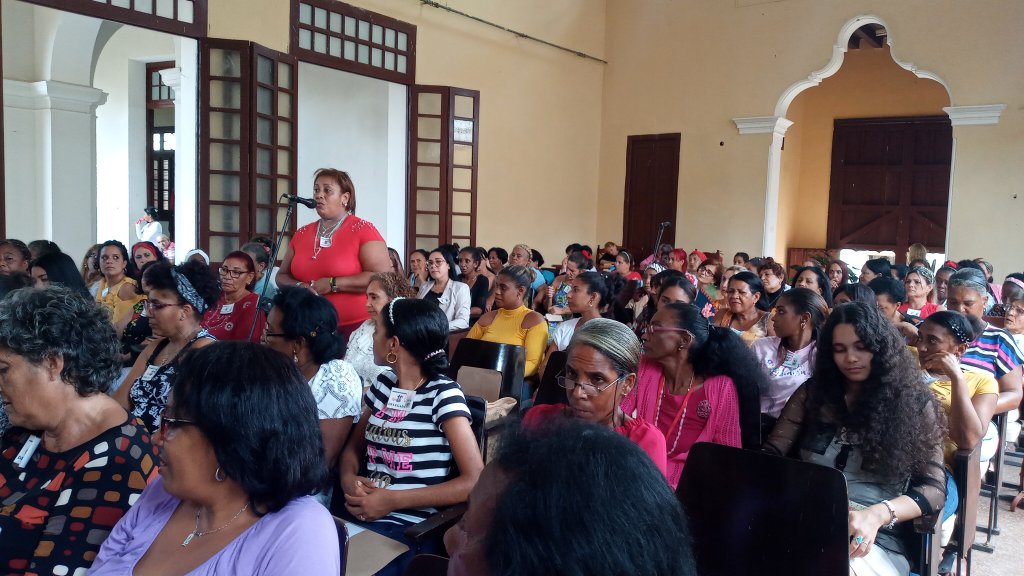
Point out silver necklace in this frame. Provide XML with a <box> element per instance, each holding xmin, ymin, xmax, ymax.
<box><xmin>312</xmin><ymin>215</ymin><xmax>347</xmax><ymax>260</ymax></box>
<box><xmin>181</xmin><ymin>502</ymin><xmax>250</xmax><ymax>547</ymax></box>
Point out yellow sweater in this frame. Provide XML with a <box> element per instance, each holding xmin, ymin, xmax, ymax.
<box><xmin>467</xmin><ymin>305</ymin><xmax>548</xmax><ymax>376</ymax></box>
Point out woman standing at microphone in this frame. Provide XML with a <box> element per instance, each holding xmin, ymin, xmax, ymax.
<box><xmin>277</xmin><ymin>169</ymin><xmax>391</xmax><ymax>339</ymax></box>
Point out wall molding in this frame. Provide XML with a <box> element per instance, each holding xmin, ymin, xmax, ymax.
<box><xmin>943</xmin><ymin>104</ymin><xmax>1006</xmax><ymax>126</ymax></box>
<box><xmin>733</xmin><ymin>116</ymin><xmax>793</xmax><ymax>136</ymax></box>
<box><xmin>3</xmin><ymin>79</ymin><xmax>108</xmax><ymax>113</ymax></box>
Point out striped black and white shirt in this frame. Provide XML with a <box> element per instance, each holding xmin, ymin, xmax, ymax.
<box><xmin>363</xmin><ymin>370</ymin><xmax>471</xmax><ymax>525</ymax></box>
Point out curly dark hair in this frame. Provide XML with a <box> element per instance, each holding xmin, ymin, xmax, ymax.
<box><xmin>808</xmin><ymin>302</ymin><xmax>946</xmax><ymax>479</ymax></box>
<box><xmin>143</xmin><ymin>260</ymin><xmax>221</xmax><ymax>319</ymax></box>
<box><xmin>171</xmin><ymin>341</ymin><xmax>327</xmax><ymax>514</ymax></box>
<box><xmin>369</xmin><ymin>271</ymin><xmax>415</xmax><ymax>300</ymax></box>
<box><xmin>662</xmin><ymin>303</ymin><xmax>766</xmax><ymax>448</ymax></box>
<box><xmin>271</xmin><ymin>286</ymin><xmax>346</xmax><ymax>364</ymax></box>
<box><xmin>96</xmin><ymin>240</ymin><xmax>140</xmax><ymax>281</ymax></box>
<box><xmin>0</xmin><ymin>285</ymin><xmax>121</xmax><ymax>395</ymax></box>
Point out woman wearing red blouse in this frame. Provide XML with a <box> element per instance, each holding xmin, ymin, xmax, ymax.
<box><xmin>524</xmin><ymin>318</ymin><xmax>668</xmax><ymax>477</ymax></box>
<box><xmin>277</xmin><ymin>169</ymin><xmax>391</xmax><ymax>337</ymax></box>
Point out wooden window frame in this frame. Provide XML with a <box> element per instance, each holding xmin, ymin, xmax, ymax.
<box><xmin>290</xmin><ymin>0</ymin><xmax>416</xmax><ymax>85</ymax></box>
<box><xmin>21</xmin><ymin>0</ymin><xmax>208</xmax><ymax>38</ymax></box>
<box><xmin>146</xmin><ymin>61</ymin><xmax>176</xmax><ymax>108</ymax></box>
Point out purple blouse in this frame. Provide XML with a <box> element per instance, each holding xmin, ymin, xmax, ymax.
<box><xmin>88</xmin><ymin>476</ymin><xmax>340</xmax><ymax>575</ymax></box>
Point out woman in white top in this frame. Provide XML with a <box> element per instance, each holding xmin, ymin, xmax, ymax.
<box><xmin>540</xmin><ymin>272</ymin><xmax>610</xmax><ymax>378</ymax></box>
<box><xmin>416</xmin><ymin>248</ymin><xmax>471</xmax><ymax>330</ymax></box>
<box><xmin>346</xmin><ymin>272</ymin><xmax>416</xmax><ymax>389</ymax></box>
<box><xmin>750</xmin><ymin>288</ymin><xmax>829</xmax><ymax>432</ymax></box>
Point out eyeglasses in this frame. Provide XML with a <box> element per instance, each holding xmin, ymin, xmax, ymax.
<box><xmin>159</xmin><ymin>412</ymin><xmax>195</xmax><ymax>438</ymax></box>
<box><xmin>219</xmin><ymin>267</ymin><xmax>248</xmax><ymax>278</ymax></box>
<box><xmin>644</xmin><ymin>325</ymin><xmax>693</xmax><ymax>335</ymax></box>
<box><xmin>263</xmin><ymin>331</ymin><xmax>288</xmax><ymax>339</ymax></box>
<box><xmin>1006</xmin><ymin>305</ymin><xmax>1024</xmax><ymax>317</ymax></box>
<box><xmin>144</xmin><ymin>300</ymin><xmax>180</xmax><ymax>312</ymax></box>
<box><xmin>698</xmin><ymin>268</ymin><xmax>715</xmax><ymax>276</ymax></box>
<box><xmin>556</xmin><ymin>373</ymin><xmax>626</xmax><ymax>398</ymax></box>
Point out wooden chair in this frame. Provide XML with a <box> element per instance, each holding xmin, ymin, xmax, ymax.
<box><xmin>447</xmin><ymin>339</ymin><xmax>526</xmax><ymax>404</ymax></box>
<box><xmin>403</xmin><ymin>554</ymin><xmax>449</xmax><ymax>576</ymax></box>
<box><xmin>331</xmin><ymin>515</ymin><xmax>349</xmax><ymax>576</ymax></box>
<box><xmin>677</xmin><ymin>442</ymin><xmax>849</xmax><ymax>576</ymax></box>
<box><xmin>447</xmin><ymin>327</ymin><xmax>470</xmax><ymax>359</ymax></box>
<box><xmin>911</xmin><ymin>445</ymin><xmax>980</xmax><ymax>576</ymax></box>
<box><xmin>533</xmin><ymin>350</ymin><xmax>567</xmax><ymax>406</ymax></box>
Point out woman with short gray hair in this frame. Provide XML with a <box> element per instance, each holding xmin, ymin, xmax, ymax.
<box><xmin>524</xmin><ymin>318</ymin><xmax>668</xmax><ymax>477</ymax></box>
<box><xmin>0</xmin><ymin>286</ymin><xmax>158</xmax><ymax>574</ymax></box>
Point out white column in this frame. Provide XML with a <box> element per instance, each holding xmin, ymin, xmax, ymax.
<box><xmin>732</xmin><ymin>116</ymin><xmax>793</xmax><ymax>257</ymax></box>
<box><xmin>165</xmin><ymin>38</ymin><xmax>199</xmax><ymax>261</ymax></box>
<box><xmin>384</xmin><ymin>82</ymin><xmax>408</xmax><ymax>255</ymax></box>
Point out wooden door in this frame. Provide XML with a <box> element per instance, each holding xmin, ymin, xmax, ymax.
<box><xmin>622</xmin><ymin>134</ymin><xmax>680</xmax><ymax>258</ymax></box>
<box><xmin>826</xmin><ymin>117</ymin><xmax>952</xmax><ymax>263</ymax></box>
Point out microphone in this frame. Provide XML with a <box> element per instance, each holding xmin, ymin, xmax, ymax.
<box><xmin>659</xmin><ymin>221</ymin><xmax>671</xmax><ymax>228</ymax></box>
<box><xmin>283</xmin><ymin>194</ymin><xmax>317</xmax><ymax>208</ymax></box>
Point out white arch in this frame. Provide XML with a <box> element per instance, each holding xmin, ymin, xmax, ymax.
<box><xmin>774</xmin><ymin>14</ymin><xmax>953</xmax><ymax>117</ymax></box>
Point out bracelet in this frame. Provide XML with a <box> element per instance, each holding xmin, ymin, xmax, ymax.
<box><xmin>330</xmin><ymin>276</ymin><xmax>338</xmax><ymax>293</ymax></box>
<box><xmin>880</xmin><ymin>499</ymin><xmax>898</xmax><ymax>529</ymax></box>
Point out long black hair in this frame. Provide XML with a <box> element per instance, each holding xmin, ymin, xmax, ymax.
<box><xmin>30</xmin><ymin>252</ymin><xmax>91</xmax><ymax>300</ymax></box>
<box><xmin>662</xmin><ymin>302</ymin><xmax>765</xmax><ymax>448</ymax></box>
<box><xmin>808</xmin><ymin>302</ymin><xmax>946</xmax><ymax>479</ymax></box>
<box><xmin>380</xmin><ymin>297</ymin><xmax>451</xmax><ymax>381</ymax></box>
<box><xmin>728</xmin><ymin>271</ymin><xmax>770</xmax><ymax>312</ymax></box>
<box><xmin>776</xmin><ymin>288</ymin><xmax>829</xmax><ymax>339</ymax></box>
<box><xmin>271</xmin><ymin>286</ymin><xmax>346</xmax><ymax>364</ymax></box>
<box><xmin>792</xmin><ymin>266</ymin><xmax>833</xmax><ymax>307</ymax></box>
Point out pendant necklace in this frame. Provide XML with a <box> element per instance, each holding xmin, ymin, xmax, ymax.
<box><xmin>312</xmin><ymin>214</ymin><xmax>347</xmax><ymax>260</ymax></box>
<box><xmin>182</xmin><ymin>502</ymin><xmax>250</xmax><ymax>547</ymax></box>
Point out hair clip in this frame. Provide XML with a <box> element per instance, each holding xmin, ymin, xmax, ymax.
<box><xmin>424</xmin><ymin>348</ymin><xmax>444</xmax><ymax>360</ymax></box>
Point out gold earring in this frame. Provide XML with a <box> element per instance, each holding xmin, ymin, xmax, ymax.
<box><xmin>386</xmin><ymin>351</ymin><xmax>398</xmax><ymax>364</ymax></box>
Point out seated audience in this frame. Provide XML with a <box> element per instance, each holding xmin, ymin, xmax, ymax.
<box><xmin>445</xmin><ymin>419</ymin><xmax>697</xmax><ymax>576</ymax></box>
<box><xmin>408</xmin><ymin>248</ymin><xmax>429</xmax><ymax>290</ymax></box>
<box><xmin>834</xmin><ymin>282</ymin><xmax>877</xmax><ymax>305</ymax></box>
<box><xmin>183</xmin><ymin>248</ymin><xmax>211</xmax><ymax>265</ymax></box>
<box><xmin>345</xmin><ymin>272</ymin><xmax>415</xmax><ymax>388</ymax></box>
<box><xmin>686</xmin><ymin>249</ymin><xmax>706</xmax><ymax>274</ymax></box>
<box><xmin>990</xmin><ymin>273</ymin><xmax>1024</xmax><ymax>318</ymax></box>
<box><xmin>901</xmin><ymin>266</ymin><xmax>942</xmax><ymax>319</ymax></box>
<box><xmin>625</xmin><ymin>302</ymin><xmax>764</xmax><ymax>488</ymax></box>
<box><xmin>757</xmin><ymin>257</ymin><xmax>787</xmax><ymax>309</ymax></box>
<box><xmin>416</xmin><ymin>248</ymin><xmax>471</xmax><ymax>330</ymax></box>
<box><xmin>527</xmin><ymin>319</ymin><xmax>667</xmax><ymax>475</ymax></box>
<box><xmin>116</xmin><ymin>261</ymin><xmax>219</xmax><ymax>432</ymax></box>
<box><xmin>264</xmin><ymin>287</ymin><xmax>362</xmax><ymax>481</ymax></box>
<box><xmin>713</xmin><ymin>271</ymin><xmax>770</xmax><ymax>344</ymax></box>
<box><xmin>664</xmin><ymin>247</ymin><xmax>688</xmax><ymax>273</ymax></box>
<box><xmin>131</xmin><ymin>241</ymin><xmax>166</xmax><ymax>271</ymax></box>
<box><xmin>157</xmin><ymin>233</ymin><xmax>175</xmax><ymax>260</ymax></box>
<box><xmin>90</xmin><ymin>342</ymin><xmax>340</xmax><ymax>575</ymax></box>
<box><xmin>869</xmin><ymin>276</ymin><xmax>920</xmax><ymax>343</ymax></box>
<box><xmin>467</xmin><ymin>265</ymin><xmax>548</xmax><ymax>377</ymax></box>
<box><xmin>934</xmin><ymin>265</ymin><xmax>956</xmax><ymax>305</ymax></box>
<box><xmin>764</xmin><ymin>302</ymin><xmax>946</xmax><ymax>576</ymax></box>
<box><xmin>388</xmin><ymin>247</ymin><xmax>404</xmax><ymax>277</ymax></box>
<box><xmin>458</xmin><ymin>246</ymin><xmax>491</xmax><ymax>317</ymax></box>
<box><xmin>242</xmin><ymin>238</ymin><xmax>278</xmax><ymax>301</ymax></box>
<box><xmin>859</xmin><ymin>257</ymin><xmax>892</xmax><ymax>285</ymax></box>
<box><xmin>486</xmin><ymin>246</ymin><xmax>508</xmax><ymax>274</ymax></box>
<box><xmin>791</xmin><ymin>265</ymin><xmax>833</xmax><ymax>307</ymax></box>
<box><xmin>0</xmin><ymin>286</ymin><xmax>158</xmax><ymax>574</ymax></box>
<box><xmin>750</xmin><ymin>288</ymin><xmax>829</xmax><ymax>431</ymax></box>
<box><xmin>598</xmin><ymin>241</ymin><xmax>619</xmax><ymax>270</ymax></box>
<box><xmin>658</xmin><ymin>272</ymin><xmax>697</xmax><ymax>306</ymax></box>
<box><xmin>509</xmin><ymin>243</ymin><xmax>546</xmax><ymax>294</ymax></box>
<box><xmin>531</xmin><ymin>249</ymin><xmax>556</xmax><ymax>285</ymax></box>
<box><xmin>694</xmin><ymin>258</ymin><xmax>723</xmax><ymax>317</ymax></box>
<box><xmin>545</xmin><ymin>271</ymin><xmax>609</xmax><ymax>357</ymax></box>
<box><xmin>539</xmin><ymin>251</ymin><xmax>590</xmax><ymax>315</ymax></box>
<box><xmin>203</xmin><ymin>251</ymin><xmax>267</xmax><ymax>342</ymax></box>
<box><xmin>733</xmin><ymin>251</ymin><xmax>750</xmax><ymax>267</ymax></box>
<box><xmin>27</xmin><ymin>239</ymin><xmax>60</xmax><ymax>260</ymax></box>
<box><xmin>95</xmin><ymin>240</ymin><xmax>145</xmax><ymax>334</ymax></box>
<box><xmin>118</xmin><ymin>261</ymin><xmax>157</xmax><ymax>371</ymax></box>
<box><xmin>614</xmin><ymin>249</ymin><xmax>643</xmax><ymax>282</ymax></box>
<box><xmin>827</xmin><ymin>259</ymin><xmax>850</xmax><ymax>294</ymax></box>
<box><xmin>340</xmin><ymin>298</ymin><xmax>483</xmax><ymax>575</ymax></box>
<box><xmin>0</xmin><ymin>238</ymin><xmax>31</xmax><ymax>274</ymax></box>
<box><xmin>29</xmin><ymin>251</ymin><xmax>92</xmax><ymax>299</ymax></box>
<box><xmin>1004</xmin><ymin>297</ymin><xmax>1024</xmax><ymax>350</ymax></box>
<box><xmin>81</xmin><ymin>243</ymin><xmax>104</xmax><ymax>296</ymax></box>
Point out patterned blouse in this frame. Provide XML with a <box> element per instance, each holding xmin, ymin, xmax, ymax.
<box><xmin>0</xmin><ymin>419</ymin><xmax>158</xmax><ymax>575</ymax></box>
<box><xmin>129</xmin><ymin>331</ymin><xmax>214</xmax><ymax>432</ymax></box>
<box><xmin>309</xmin><ymin>359</ymin><xmax>363</xmax><ymax>421</ymax></box>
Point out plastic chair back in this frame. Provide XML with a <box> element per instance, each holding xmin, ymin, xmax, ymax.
<box><xmin>448</xmin><ymin>339</ymin><xmax>525</xmax><ymax>403</ymax></box>
<box><xmin>534</xmin><ymin>350</ymin><xmax>568</xmax><ymax>405</ymax></box>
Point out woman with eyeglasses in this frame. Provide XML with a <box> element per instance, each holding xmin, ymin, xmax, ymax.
<box><xmin>116</xmin><ymin>261</ymin><xmax>220</xmax><ymax>433</ymax></box>
<box><xmin>91</xmin><ymin>342</ymin><xmax>341</xmax><ymax>575</ymax></box>
<box><xmin>416</xmin><ymin>248</ymin><xmax>471</xmax><ymax>331</ymax></box>
<box><xmin>0</xmin><ymin>286</ymin><xmax>158</xmax><ymax>575</ymax></box>
<box><xmin>624</xmin><ymin>302</ymin><xmax>765</xmax><ymax>488</ymax></box>
<box><xmin>1003</xmin><ymin>296</ymin><xmax>1024</xmax><ymax>350</ymax></box>
<box><xmin>202</xmin><ymin>251</ymin><xmax>267</xmax><ymax>342</ymax></box>
<box><xmin>525</xmin><ymin>319</ymin><xmax>667</xmax><ymax>476</ymax></box>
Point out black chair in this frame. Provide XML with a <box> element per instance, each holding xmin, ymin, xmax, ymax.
<box><xmin>534</xmin><ymin>350</ymin><xmax>567</xmax><ymax>406</ymax></box>
<box><xmin>677</xmin><ymin>442</ymin><xmax>849</xmax><ymax>576</ymax></box>
<box><xmin>447</xmin><ymin>338</ymin><xmax>526</xmax><ymax>404</ymax></box>
<box><xmin>331</xmin><ymin>515</ymin><xmax>349</xmax><ymax>575</ymax></box>
<box><xmin>403</xmin><ymin>554</ymin><xmax>449</xmax><ymax>576</ymax></box>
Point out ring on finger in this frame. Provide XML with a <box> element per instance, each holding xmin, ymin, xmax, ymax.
<box><xmin>855</xmin><ymin>536</ymin><xmax>865</xmax><ymax>545</ymax></box>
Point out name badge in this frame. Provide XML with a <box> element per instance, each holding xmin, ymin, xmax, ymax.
<box><xmin>386</xmin><ymin>388</ymin><xmax>415</xmax><ymax>412</ymax></box>
<box><xmin>220</xmin><ymin>303</ymin><xmax>235</xmax><ymax>315</ymax></box>
<box><xmin>13</xmin><ymin>435</ymin><xmax>41</xmax><ymax>469</ymax></box>
<box><xmin>319</xmin><ymin>237</ymin><xmax>332</xmax><ymax>248</ymax></box>
<box><xmin>906</xmin><ymin>308</ymin><xmax>922</xmax><ymax>317</ymax></box>
<box><xmin>781</xmin><ymin>352</ymin><xmax>801</xmax><ymax>370</ymax></box>
<box><xmin>142</xmin><ymin>365</ymin><xmax>160</xmax><ymax>381</ymax></box>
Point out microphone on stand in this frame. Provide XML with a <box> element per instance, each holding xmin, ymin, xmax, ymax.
<box><xmin>659</xmin><ymin>221</ymin><xmax>671</xmax><ymax>228</ymax></box>
<box><xmin>282</xmin><ymin>194</ymin><xmax>317</xmax><ymax>208</ymax></box>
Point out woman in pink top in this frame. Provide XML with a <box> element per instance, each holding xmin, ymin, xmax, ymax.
<box><xmin>524</xmin><ymin>318</ymin><xmax>667</xmax><ymax>477</ymax></box>
<box><xmin>623</xmin><ymin>302</ymin><xmax>765</xmax><ymax>488</ymax></box>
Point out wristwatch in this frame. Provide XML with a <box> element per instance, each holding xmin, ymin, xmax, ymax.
<box><xmin>330</xmin><ymin>276</ymin><xmax>338</xmax><ymax>293</ymax></box>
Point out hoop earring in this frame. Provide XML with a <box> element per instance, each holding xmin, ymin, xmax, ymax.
<box><xmin>215</xmin><ymin>467</ymin><xmax>226</xmax><ymax>482</ymax></box>
<box><xmin>386</xmin><ymin>351</ymin><xmax>398</xmax><ymax>364</ymax></box>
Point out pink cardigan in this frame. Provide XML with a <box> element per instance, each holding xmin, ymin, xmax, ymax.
<box><xmin>621</xmin><ymin>356</ymin><xmax>741</xmax><ymax>488</ymax></box>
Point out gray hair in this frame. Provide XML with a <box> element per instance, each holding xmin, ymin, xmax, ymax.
<box><xmin>567</xmin><ymin>318</ymin><xmax>641</xmax><ymax>376</ymax></box>
<box><xmin>0</xmin><ymin>286</ymin><xmax>120</xmax><ymax>395</ymax></box>
<box><xmin>948</xmin><ymin>268</ymin><xmax>990</xmax><ymax>302</ymax></box>
<box><xmin>907</xmin><ymin>266</ymin><xmax>935</xmax><ymax>285</ymax></box>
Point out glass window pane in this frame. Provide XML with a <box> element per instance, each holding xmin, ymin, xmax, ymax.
<box><xmin>417</xmin><ymin>141</ymin><xmax>441</xmax><ymax>164</ymax></box>
<box><xmin>299</xmin><ymin>2</ymin><xmax>312</xmax><ymax>25</ymax></box>
<box><xmin>210</xmin><ymin>112</ymin><xmax>241</xmax><ymax>140</ymax></box>
<box><xmin>344</xmin><ymin>16</ymin><xmax>356</xmax><ymax>36</ymax></box>
<box><xmin>416</xmin><ymin>166</ymin><xmax>440</xmax><ymax>188</ymax></box>
<box><xmin>372</xmin><ymin>25</ymin><xmax>383</xmax><ymax>44</ymax></box>
<box><xmin>453</xmin><ymin>119</ymin><xmax>474</xmax><ymax>143</ymax></box>
<box><xmin>210</xmin><ymin>50</ymin><xmax>241</xmax><ymax>78</ymax></box>
<box><xmin>164</xmin><ymin>133</ymin><xmax>175</xmax><ymax>150</ymax></box>
<box><xmin>416</xmin><ymin>237</ymin><xmax>438</xmax><ymax>251</ymax></box>
<box><xmin>177</xmin><ymin>0</ymin><xmax>193</xmax><ymax>23</ymax></box>
<box><xmin>314</xmin><ymin>33</ymin><xmax>327</xmax><ymax>53</ymax></box>
<box><xmin>371</xmin><ymin>48</ymin><xmax>382</xmax><ymax>68</ymax></box>
<box><xmin>136</xmin><ymin>0</ymin><xmax>153</xmax><ymax>13</ymax></box>
<box><xmin>257</xmin><ymin>55</ymin><xmax>273</xmax><ymax>85</ymax></box>
<box><xmin>452</xmin><ymin>215</ymin><xmax>471</xmax><ymax>237</ymax></box>
<box><xmin>256</xmin><ymin>148</ymin><xmax>272</xmax><ymax>175</ymax></box>
<box><xmin>397</xmin><ymin>55</ymin><xmax>407</xmax><ymax>74</ymax></box>
<box><xmin>454</xmin><ymin>95</ymin><xmax>475</xmax><ymax>119</ymax></box>
<box><xmin>299</xmin><ymin>28</ymin><xmax>312</xmax><ymax>50</ymax></box>
<box><xmin>256</xmin><ymin>117</ymin><xmax>273</xmax><ymax>145</ymax></box>
<box><xmin>208</xmin><ymin>236</ymin><xmax>237</xmax><ymax>263</ymax></box>
<box><xmin>452</xmin><ymin>191</ymin><xmax>472</xmax><ymax>213</ymax></box>
<box><xmin>453</xmin><ymin>168</ymin><xmax>472</xmax><ymax>190</ymax></box>
<box><xmin>256</xmin><ymin>208</ymin><xmax>272</xmax><ymax>235</ymax></box>
<box><xmin>329</xmin><ymin>12</ymin><xmax>342</xmax><ymax>33</ymax></box>
<box><xmin>277</xmin><ymin>150</ymin><xmax>292</xmax><ymax>176</ymax></box>
<box><xmin>418</xmin><ymin>93</ymin><xmax>442</xmax><ymax>116</ymax></box>
<box><xmin>358</xmin><ymin>20</ymin><xmax>370</xmax><ymax>41</ymax></box>
<box><xmin>156</xmin><ymin>0</ymin><xmax>173</xmax><ymax>18</ymax></box>
<box><xmin>277</xmin><ymin>177</ymin><xmax>292</xmax><ymax>196</ymax></box>
<box><xmin>329</xmin><ymin>37</ymin><xmax>341</xmax><ymax>57</ymax></box>
<box><xmin>416</xmin><ymin>189</ymin><xmax>439</xmax><ymax>211</ymax></box>
<box><xmin>152</xmin><ymin>134</ymin><xmax>161</xmax><ymax>151</ymax></box>
<box><xmin>210</xmin><ymin>81</ymin><xmax>241</xmax><ymax>109</ymax></box>
<box><xmin>385</xmin><ymin>29</ymin><xmax>396</xmax><ymax>48</ymax></box>
<box><xmin>256</xmin><ymin>87</ymin><xmax>273</xmax><ymax>115</ymax></box>
<box><xmin>277</xmin><ymin>121</ymin><xmax>293</xmax><ymax>147</ymax></box>
<box><xmin>277</xmin><ymin>62</ymin><xmax>292</xmax><ymax>89</ymax></box>
<box><xmin>278</xmin><ymin>92</ymin><xmax>293</xmax><ymax>118</ymax></box>
<box><xmin>209</xmin><ymin>206</ymin><xmax>241</xmax><ymax>233</ymax></box>
<box><xmin>398</xmin><ymin>32</ymin><xmax>408</xmax><ymax>51</ymax></box>
<box><xmin>417</xmin><ymin>117</ymin><xmax>441</xmax><ymax>140</ymax></box>
<box><xmin>384</xmin><ymin>52</ymin><xmax>395</xmax><ymax>71</ymax></box>
<box><xmin>209</xmin><ymin>175</ymin><xmax>240</xmax><ymax>202</ymax></box>
<box><xmin>256</xmin><ymin>177</ymin><xmax>272</xmax><ymax>205</ymax></box>
<box><xmin>357</xmin><ymin>44</ymin><xmax>370</xmax><ymax>65</ymax></box>
<box><xmin>416</xmin><ymin>214</ymin><xmax>439</xmax><ymax>236</ymax></box>
<box><xmin>314</xmin><ymin>7</ymin><xmax>327</xmax><ymax>28</ymax></box>
<box><xmin>151</xmin><ymin>86</ymin><xmax>160</xmax><ymax>100</ymax></box>
<box><xmin>453</xmin><ymin>144</ymin><xmax>473</xmax><ymax>166</ymax></box>
<box><xmin>344</xmin><ymin>41</ymin><xmax>356</xmax><ymax>61</ymax></box>
<box><xmin>209</xmin><ymin>143</ymin><xmax>240</xmax><ymax>171</ymax></box>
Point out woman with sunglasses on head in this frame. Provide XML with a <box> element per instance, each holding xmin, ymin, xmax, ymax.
<box><xmin>202</xmin><ymin>251</ymin><xmax>267</xmax><ymax>342</ymax></box>
<box><xmin>624</xmin><ymin>302</ymin><xmax>766</xmax><ymax>488</ymax></box>
<box><xmin>526</xmin><ymin>319</ymin><xmax>667</xmax><ymax>476</ymax></box>
<box><xmin>91</xmin><ymin>343</ymin><xmax>341</xmax><ymax>575</ymax></box>
<box><xmin>116</xmin><ymin>261</ymin><xmax>220</xmax><ymax>433</ymax></box>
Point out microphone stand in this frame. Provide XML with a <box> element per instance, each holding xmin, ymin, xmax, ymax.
<box><xmin>652</xmin><ymin>222</ymin><xmax>670</xmax><ymax>265</ymax></box>
<box><xmin>248</xmin><ymin>195</ymin><xmax>298</xmax><ymax>340</ymax></box>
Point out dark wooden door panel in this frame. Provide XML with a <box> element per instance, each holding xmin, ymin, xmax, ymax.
<box><xmin>827</xmin><ymin>116</ymin><xmax>952</xmax><ymax>262</ymax></box>
<box><xmin>622</xmin><ymin>134</ymin><xmax>680</xmax><ymax>258</ymax></box>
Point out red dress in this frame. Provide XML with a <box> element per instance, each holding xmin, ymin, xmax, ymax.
<box><xmin>202</xmin><ymin>292</ymin><xmax>265</xmax><ymax>342</ymax></box>
<box><xmin>523</xmin><ymin>403</ymin><xmax>668</xmax><ymax>478</ymax></box>
<box><xmin>289</xmin><ymin>216</ymin><xmax>384</xmax><ymax>332</ymax></box>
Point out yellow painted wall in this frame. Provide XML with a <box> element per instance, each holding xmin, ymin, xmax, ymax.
<box><xmin>778</xmin><ymin>46</ymin><xmax>950</xmax><ymax>258</ymax></box>
<box><xmin>599</xmin><ymin>0</ymin><xmax>1024</xmax><ymax>276</ymax></box>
